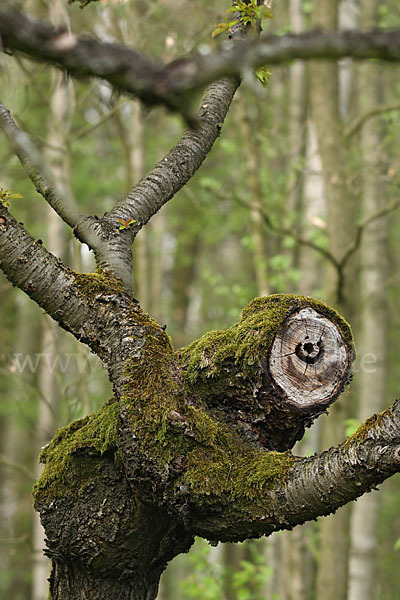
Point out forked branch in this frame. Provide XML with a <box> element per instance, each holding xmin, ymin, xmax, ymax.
<box><xmin>0</xmin><ymin>9</ymin><xmax>400</xmax><ymax>116</ymax></box>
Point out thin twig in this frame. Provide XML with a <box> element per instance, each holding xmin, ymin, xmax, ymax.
<box><xmin>235</xmin><ymin>194</ymin><xmax>400</xmax><ymax>303</ymax></box>
<box><xmin>345</xmin><ymin>103</ymin><xmax>400</xmax><ymax>140</ymax></box>
<box><xmin>0</xmin><ymin>453</ymin><xmax>34</xmax><ymax>480</ymax></box>
<box><xmin>234</xmin><ymin>195</ymin><xmax>340</xmax><ymax>268</ymax></box>
<box><xmin>68</xmin><ymin>100</ymin><xmax>127</xmax><ymax>143</ymax></box>
<box><xmin>340</xmin><ymin>198</ymin><xmax>400</xmax><ymax>270</ymax></box>
<box><xmin>0</xmin><ymin>99</ymin><xmax>82</xmax><ymax>228</ymax></box>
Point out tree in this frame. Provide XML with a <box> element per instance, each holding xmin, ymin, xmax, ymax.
<box><xmin>1</xmin><ymin>2</ymin><xmax>400</xmax><ymax>599</ymax></box>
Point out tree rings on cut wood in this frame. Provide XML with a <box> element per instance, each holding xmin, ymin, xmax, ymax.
<box><xmin>269</xmin><ymin>307</ymin><xmax>349</xmax><ymax>407</ymax></box>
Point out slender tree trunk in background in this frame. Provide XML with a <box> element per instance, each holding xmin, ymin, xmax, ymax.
<box><xmin>287</xmin><ymin>0</ymin><xmax>307</xmax><ymax>277</ymax></box>
<box><xmin>169</xmin><ymin>191</ymin><xmax>201</xmax><ymax>349</ymax></box>
<box><xmin>32</xmin><ymin>5</ymin><xmax>74</xmax><ymax>597</ymax></box>
<box><xmin>110</xmin><ymin>3</ymin><xmax>149</xmax><ymax>309</ymax></box>
<box><xmin>222</xmin><ymin>543</ymin><xmax>242</xmax><ymax>600</ymax></box>
<box><xmin>298</xmin><ymin>120</ymin><xmax>326</xmax><ymax>294</ymax></box>
<box><xmin>238</xmin><ymin>97</ymin><xmax>269</xmax><ymax>296</ymax></box>
<box><xmin>0</xmin><ymin>294</ymin><xmax>38</xmax><ymax>600</ymax></box>
<box><xmin>310</xmin><ymin>2</ymin><xmax>357</xmax><ymax>600</ymax></box>
<box><xmin>32</xmin><ymin>316</ymin><xmax>58</xmax><ymax>600</ymax></box>
<box><xmin>338</xmin><ymin>0</ymin><xmax>359</xmax><ymax>121</ymax></box>
<box><xmin>348</xmin><ymin>2</ymin><xmax>388</xmax><ymax>599</ymax></box>
<box><xmin>290</xmin><ymin>122</ymin><xmax>326</xmax><ymax>596</ymax></box>
<box><xmin>276</xmin><ymin>2</ymin><xmax>313</xmax><ymax>596</ymax></box>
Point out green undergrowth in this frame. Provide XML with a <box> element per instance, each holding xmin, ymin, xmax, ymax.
<box><xmin>33</xmin><ymin>398</ymin><xmax>119</xmax><ymax>502</ymax></box>
<box><xmin>178</xmin><ymin>294</ymin><xmax>353</xmax><ymax>390</ymax></box>
<box><xmin>344</xmin><ymin>407</ymin><xmax>393</xmax><ymax>450</ymax></box>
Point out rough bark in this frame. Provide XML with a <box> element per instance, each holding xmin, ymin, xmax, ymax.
<box><xmin>178</xmin><ymin>296</ymin><xmax>354</xmax><ymax>451</ymax></box>
<box><xmin>27</xmin><ymin>282</ymin><xmax>400</xmax><ymax>599</ymax></box>
<box><xmin>1</xmin><ymin>9</ymin><xmax>400</xmax><ymax>114</ymax></box>
<box><xmin>1</xmin><ymin>4</ymin><xmax>400</xmax><ymax>599</ymax></box>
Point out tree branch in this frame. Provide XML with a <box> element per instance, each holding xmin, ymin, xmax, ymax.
<box><xmin>0</xmin><ymin>204</ymin><xmax>90</xmax><ymax>329</ymax></box>
<box><xmin>1</xmin><ymin>9</ymin><xmax>400</xmax><ymax>115</ymax></box>
<box><xmin>0</xmin><ymin>203</ymin><xmax>152</xmax><ymax>390</ymax></box>
<box><xmin>0</xmin><ymin>99</ymin><xmax>83</xmax><ymax>229</ymax></box>
<box><xmin>345</xmin><ymin>103</ymin><xmax>400</xmax><ymax>140</ymax></box>
<box><xmin>104</xmin><ymin>78</ymin><xmax>239</xmax><ymax>233</ymax></box>
<box><xmin>0</xmin><ymin>99</ymin><xmax>106</xmax><ymax>257</ymax></box>
<box><xmin>0</xmin><ymin>9</ymin><xmax>165</xmax><ymax>106</ymax></box>
<box><xmin>339</xmin><ymin>198</ymin><xmax>400</xmax><ymax>271</ymax></box>
<box><xmin>186</xmin><ymin>400</ymin><xmax>400</xmax><ymax>542</ymax></box>
<box><xmin>238</xmin><ymin>195</ymin><xmax>400</xmax><ymax>304</ymax></box>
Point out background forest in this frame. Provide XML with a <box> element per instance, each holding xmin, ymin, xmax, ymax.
<box><xmin>0</xmin><ymin>0</ymin><xmax>399</xmax><ymax>599</ymax></box>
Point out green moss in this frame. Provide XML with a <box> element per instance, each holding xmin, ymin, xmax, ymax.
<box><xmin>183</xmin><ymin>443</ymin><xmax>297</xmax><ymax>508</ymax></box>
<box><xmin>35</xmin><ymin>293</ymin><xmax>350</xmax><ymax>512</ymax></box>
<box><xmin>73</xmin><ymin>268</ymin><xmax>125</xmax><ymax>298</ymax></box>
<box><xmin>33</xmin><ymin>398</ymin><xmax>119</xmax><ymax>502</ymax></box>
<box><xmin>178</xmin><ymin>294</ymin><xmax>353</xmax><ymax>389</ymax></box>
<box><xmin>344</xmin><ymin>407</ymin><xmax>393</xmax><ymax>450</ymax></box>
<box><xmin>120</xmin><ymin>312</ymin><xmax>179</xmax><ymax>462</ymax></box>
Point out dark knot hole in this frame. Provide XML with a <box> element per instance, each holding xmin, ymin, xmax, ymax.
<box><xmin>295</xmin><ymin>339</ymin><xmax>324</xmax><ymax>364</ymax></box>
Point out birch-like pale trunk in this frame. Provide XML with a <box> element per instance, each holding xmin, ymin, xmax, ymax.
<box><xmin>287</xmin><ymin>0</ymin><xmax>307</xmax><ymax>277</ymax></box>
<box><xmin>0</xmin><ymin>293</ymin><xmax>37</xmax><ymax>599</ymax></box>
<box><xmin>31</xmin><ymin>4</ymin><xmax>75</xmax><ymax>597</ymax></box>
<box><xmin>238</xmin><ymin>97</ymin><xmax>269</xmax><ymax>296</ymax></box>
<box><xmin>310</xmin><ymin>2</ymin><xmax>357</xmax><ymax>599</ymax></box>
<box><xmin>347</xmin><ymin>3</ymin><xmax>388</xmax><ymax>599</ymax></box>
<box><xmin>278</xmin><ymin>123</ymin><xmax>327</xmax><ymax>600</ymax></box>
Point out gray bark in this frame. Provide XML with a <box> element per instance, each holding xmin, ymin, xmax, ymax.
<box><xmin>1</xmin><ymin>10</ymin><xmax>400</xmax><ymax>113</ymax></box>
<box><xmin>1</xmin><ymin>5</ymin><xmax>400</xmax><ymax>599</ymax></box>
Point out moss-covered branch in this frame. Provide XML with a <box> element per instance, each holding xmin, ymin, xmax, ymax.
<box><xmin>31</xmin><ymin>291</ymin><xmax>400</xmax><ymax>598</ymax></box>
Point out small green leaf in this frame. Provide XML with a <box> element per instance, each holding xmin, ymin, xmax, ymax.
<box><xmin>0</xmin><ymin>187</ymin><xmax>23</xmax><ymax>207</ymax></box>
<box><xmin>117</xmin><ymin>217</ymin><xmax>136</xmax><ymax>230</ymax></box>
<box><xmin>255</xmin><ymin>66</ymin><xmax>271</xmax><ymax>87</ymax></box>
<box><xmin>255</xmin><ymin>5</ymin><xmax>273</xmax><ymax>21</ymax></box>
<box><xmin>212</xmin><ymin>22</ymin><xmax>228</xmax><ymax>37</ymax></box>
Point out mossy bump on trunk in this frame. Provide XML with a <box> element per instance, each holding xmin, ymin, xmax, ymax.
<box><xmin>33</xmin><ymin>291</ymin><xmax>355</xmax><ymax>598</ymax></box>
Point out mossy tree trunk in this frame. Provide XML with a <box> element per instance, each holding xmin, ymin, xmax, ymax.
<box><xmin>1</xmin><ymin>4</ymin><xmax>400</xmax><ymax>599</ymax></box>
<box><xmin>24</xmin><ymin>281</ymin><xmax>398</xmax><ymax>600</ymax></box>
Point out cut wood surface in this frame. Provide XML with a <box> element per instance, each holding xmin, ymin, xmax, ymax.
<box><xmin>269</xmin><ymin>307</ymin><xmax>349</xmax><ymax>406</ymax></box>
